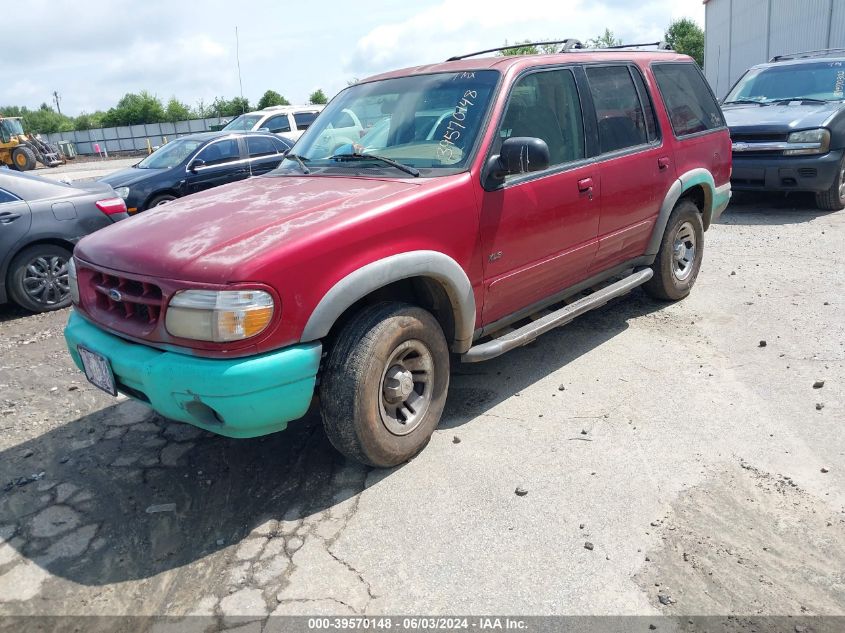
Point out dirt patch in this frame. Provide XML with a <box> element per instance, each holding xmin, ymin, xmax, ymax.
<box><xmin>637</xmin><ymin>461</ymin><xmax>845</xmax><ymax>615</ymax></box>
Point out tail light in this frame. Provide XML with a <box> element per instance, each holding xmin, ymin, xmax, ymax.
<box><xmin>95</xmin><ymin>197</ymin><xmax>127</xmax><ymax>216</ymax></box>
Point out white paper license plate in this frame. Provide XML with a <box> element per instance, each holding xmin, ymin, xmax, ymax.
<box><xmin>77</xmin><ymin>345</ymin><xmax>117</xmax><ymax>396</ymax></box>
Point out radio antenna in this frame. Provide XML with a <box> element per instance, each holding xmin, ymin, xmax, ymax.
<box><xmin>235</xmin><ymin>26</ymin><xmax>253</xmax><ymax>178</ymax></box>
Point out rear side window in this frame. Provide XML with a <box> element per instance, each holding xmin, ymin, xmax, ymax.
<box><xmin>652</xmin><ymin>63</ymin><xmax>725</xmax><ymax>137</ymax></box>
<box><xmin>586</xmin><ymin>65</ymin><xmax>650</xmax><ymax>153</ymax></box>
<box><xmin>247</xmin><ymin>136</ymin><xmax>280</xmax><ymax>157</ymax></box>
<box><xmin>0</xmin><ymin>188</ymin><xmax>19</xmax><ymax>203</ymax></box>
<box><xmin>293</xmin><ymin>112</ymin><xmax>318</xmax><ymax>130</ymax></box>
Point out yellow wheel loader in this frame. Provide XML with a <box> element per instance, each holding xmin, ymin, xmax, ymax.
<box><xmin>0</xmin><ymin>116</ymin><xmax>64</xmax><ymax>171</ymax></box>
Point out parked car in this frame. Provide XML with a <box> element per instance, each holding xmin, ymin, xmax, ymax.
<box><xmin>221</xmin><ymin>105</ymin><xmax>324</xmax><ymax>141</ymax></box>
<box><xmin>98</xmin><ymin>132</ymin><xmax>293</xmax><ymax>213</ymax></box>
<box><xmin>0</xmin><ymin>170</ymin><xmax>127</xmax><ymax>312</ymax></box>
<box><xmin>65</xmin><ymin>44</ymin><xmax>731</xmax><ymax>467</ymax></box>
<box><xmin>722</xmin><ymin>49</ymin><xmax>845</xmax><ymax>210</ymax></box>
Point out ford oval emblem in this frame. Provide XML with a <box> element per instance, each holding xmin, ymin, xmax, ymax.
<box><xmin>108</xmin><ymin>288</ymin><xmax>123</xmax><ymax>302</ymax></box>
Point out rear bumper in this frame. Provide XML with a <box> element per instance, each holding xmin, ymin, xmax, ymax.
<box><xmin>64</xmin><ymin>311</ymin><xmax>321</xmax><ymax>438</ymax></box>
<box><xmin>730</xmin><ymin>150</ymin><xmax>843</xmax><ymax>193</ymax></box>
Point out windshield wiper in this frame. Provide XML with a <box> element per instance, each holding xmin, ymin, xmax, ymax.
<box><xmin>283</xmin><ymin>153</ymin><xmax>310</xmax><ymax>174</ymax></box>
<box><xmin>766</xmin><ymin>97</ymin><xmax>828</xmax><ymax>104</ymax></box>
<box><xmin>723</xmin><ymin>99</ymin><xmax>765</xmax><ymax>105</ymax></box>
<box><xmin>329</xmin><ymin>153</ymin><xmax>420</xmax><ymax>177</ymax></box>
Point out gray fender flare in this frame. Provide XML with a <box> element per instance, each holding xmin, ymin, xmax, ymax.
<box><xmin>645</xmin><ymin>168</ymin><xmax>716</xmax><ymax>256</ymax></box>
<box><xmin>300</xmin><ymin>250</ymin><xmax>476</xmax><ymax>353</ymax></box>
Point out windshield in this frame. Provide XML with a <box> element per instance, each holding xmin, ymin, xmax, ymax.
<box><xmin>281</xmin><ymin>70</ymin><xmax>500</xmax><ymax>176</ymax></box>
<box><xmin>222</xmin><ymin>114</ymin><xmax>263</xmax><ymax>131</ymax></box>
<box><xmin>1</xmin><ymin>118</ymin><xmax>24</xmax><ymax>136</ymax></box>
<box><xmin>137</xmin><ymin>138</ymin><xmax>204</xmax><ymax>169</ymax></box>
<box><xmin>725</xmin><ymin>60</ymin><xmax>845</xmax><ymax>103</ymax></box>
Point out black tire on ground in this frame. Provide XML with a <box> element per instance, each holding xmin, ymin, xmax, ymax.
<box><xmin>11</xmin><ymin>146</ymin><xmax>36</xmax><ymax>171</ymax></box>
<box><xmin>814</xmin><ymin>154</ymin><xmax>845</xmax><ymax>211</ymax></box>
<box><xmin>7</xmin><ymin>244</ymin><xmax>73</xmax><ymax>313</ymax></box>
<box><xmin>147</xmin><ymin>194</ymin><xmax>177</xmax><ymax>209</ymax></box>
<box><xmin>643</xmin><ymin>199</ymin><xmax>704</xmax><ymax>302</ymax></box>
<box><xmin>319</xmin><ymin>302</ymin><xmax>450</xmax><ymax>467</ymax></box>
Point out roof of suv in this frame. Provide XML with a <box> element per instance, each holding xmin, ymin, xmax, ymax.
<box><xmin>363</xmin><ymin>50</ymin><xmax>693</xmax><ymax>83</ymax></box>
<box><xmin>258</xmin><ymin>105</ymin><xmax>324</xmax><ymax>113</ymax></box>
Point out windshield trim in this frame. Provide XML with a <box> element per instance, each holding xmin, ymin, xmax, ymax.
<box><xmin>278</xmin><ymin>69</ymin><xmax>504</xmax><ymax>179</ymax></box>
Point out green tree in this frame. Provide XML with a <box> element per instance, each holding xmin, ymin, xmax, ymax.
<box><xmin>257</xmin><ymin>90</ymin><xmax>290</xmax><ymax>109</ymax></box>
<box><xmin>73</xmin><ymin>111</ymin><xmax>105</xmax><ymax>130</ymax></box>
<box><xmin>101</xmin><ymin>91</ymin><xmax>166</xmax><ymax>127</ymax></box>
<box><xmin>309</xmin><ymin>89</ymin><xmax>328</xmax><ymax>105</ymax></box>
<box><xmin>164</xmin><ymin>97</ymin><xmax>192</xmax><ymax>122</ymax></box>
<box><xmin>587</xmin><ymin>28</ymin><xmax>622</xmax><ymax>48</ymax></box>
<box><xmin>212</xmin><ymin>96</ymin><xmax>251</xmax><ymax>117</ymax></box>
<box><xmin>665</xmin><ymin>18</ymin><xmax>704</xmax><ymax>66</ymax></box>
<box><xmin>23</xmin><ymin>104</ymin><xmax>74</xmax><ymax>134</ymax></box>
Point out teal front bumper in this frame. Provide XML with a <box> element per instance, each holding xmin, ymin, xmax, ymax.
<box><xmin>64</xmin><ymin>311</ymin><xmax>321</xmax><ymax>438</ymax></box>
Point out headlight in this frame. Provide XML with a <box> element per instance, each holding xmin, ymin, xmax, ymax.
<box><xmin>784</xmin><ymin>128</ymin><xmax>830</xmax><ymax>155</ymax></box>
<box><xmin>113</xmin><ymin>186</ymin><xmax>130</xmax><ymax>199</ymax></box>
<box><xmin>165</xmin><ymin>289</ymin><xmax>274</xmax><ymax>342</ymax></box>
<box><xmin>68</xmin><ymin>257</ymin><xmax>79</xmax><ymax>304</ymax></box>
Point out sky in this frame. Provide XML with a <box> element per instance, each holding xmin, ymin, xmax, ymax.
<box><xmin>2</xmin><ymin>0</ymin><xmax>704</xmax><ymax>117</ymax></box>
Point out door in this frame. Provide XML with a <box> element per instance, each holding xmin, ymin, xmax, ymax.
<box><xmin>184</xmin><ymin>137</ymin><xmax>247</xmax><ymax>195</ymax></box>
<box><xmin>582</xmin><ymin>64</ymin><xmax>672</xmax><ymax>274</ymax></box>
<box><xmin>480</xmin><ymin>67</ymin><xmax>600</xmax><ymax>326</ymax></box>
<box><xmin>0</xmin><ymin>188</ymin><xmax>32</xmax><ymax>258</ymax></box>
<box><xmin>245</xmin><ymin>135</ymin><xmax>287</xmax><ymax>176</ymax></box>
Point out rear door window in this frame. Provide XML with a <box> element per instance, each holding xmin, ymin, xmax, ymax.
<box><xmin>652</xmin><ymin>63</ymin><xmax>725</xmax><ymax>137</ymax></box>
<box><xmin>247</xmin><ymin>136</ymin><xmax>281</xmax><ymax>157</ymax></box>
<box><xmin>585</xmin><ymin>65</ymin><xmax>650</xmax><ymax>153</ymax></box>
<box><xmin>0</xmin><ymin>188</ymin><xmax>19</xmax><ymax>203</ymax></box>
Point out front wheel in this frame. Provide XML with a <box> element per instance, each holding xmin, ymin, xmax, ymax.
<box><xmin>319</xmin><ymin>302</ymin><xmax>450</xmax><ymax>467</ymax></box>
<box><xmin>7</xmin><ymin>244</ymin><xmax>73</xmax><ymax>312</ymax></box>
<box><xmin>815</xmin><ymin>155</ymin><xmax>845</xmax><ymax>211</ymax></box>
<box><xmin>643</xmin><ymin>199</ymin><xmax>704</xmax><ymax>301</ymax></box>
<box><xmin>146</xmin><ymin>194</ymin><xmax>176</xmax><ymax>209</ymax></box>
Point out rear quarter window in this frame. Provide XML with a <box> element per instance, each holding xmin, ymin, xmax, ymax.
<box><xmin>652</xmin><ymin>63</ymin><xmax>725</xmax><ymax>137</ymax></box>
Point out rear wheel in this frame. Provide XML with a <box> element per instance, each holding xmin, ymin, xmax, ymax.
<box><xmin>815</xmin><ymin>155</ymin><xmax>845</xmax><ymax>211</ymax></box>
<box><xmin>11</xmin><ymin>146</ymin><xmax>36</xmax><ymax>171</ymax></box>
<box><xmin>8</xmin><ymin>244</ymin><xmax>73</xmax><ymax>312</ymax></box>
<box><xmin>644</xmin><ymin>199</ymin><xmax>704</xmax><ymax>301</ymax></box>
<box><xmin>319</xmin><ymin>302</ymin><xmax>450</xmax><ymax>467</ymax></box>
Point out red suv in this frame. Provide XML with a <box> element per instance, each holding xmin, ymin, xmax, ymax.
<box><xmin>64</xmin><ymin>45</ymin><xmax>731</xmax><ymax>467</ymax></box>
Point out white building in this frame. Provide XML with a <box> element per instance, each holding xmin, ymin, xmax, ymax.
<box><xmin>704</xmin><ymin>0</ymin><xmax>845</xmax><ymax>98</ymax></box>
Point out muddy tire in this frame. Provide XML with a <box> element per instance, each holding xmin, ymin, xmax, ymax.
<box><xmin>319</xmin><ymin>302</ymin><xmax>450</xmax><ymax>467</ymax></box>
<box><xmin>11</xmin><ymin>146</ymin><xmax>36</xmax><ymax>171</ymax></box>
<box><xmin>644</xmin><ymin>199</ymin><xmax>704</xmax><ymax>301</ymax></box>
<box><xmin>7</xmin><ymin>244</ymin><xmax>73</xmax><ymax>312</ymax></box>
<box><xmin>814</xmin><ymin>154</ymin><xmax>845</xmax><ymax>211</ymax></box>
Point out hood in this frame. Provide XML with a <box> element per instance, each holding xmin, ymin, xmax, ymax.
<box><xmin>75</xmin><ymin>174</ymin><xmax>422</xmax><ymax>282</ymax></box>
<box><xmin>722</xmin><ymin>101</ymin><xmax>842</xmax><ymax>134</ymax></box>
<box><xmin>98</xmin><ymin>166</ymin><xmax>168</xmax><ymax>187</ymax></box>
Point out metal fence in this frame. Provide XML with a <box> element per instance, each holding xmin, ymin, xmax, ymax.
<box><xmin>42</xmin><ymin>117</ymin><xmax>231</xmax><ymax>156</ymax></box>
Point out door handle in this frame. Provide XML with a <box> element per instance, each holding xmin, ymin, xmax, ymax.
<box><xmin>658</xmin><ymin>156</ymin><xmax>670</xmax><ymax>171</ymax></box>
<box><xmin>577</xmin><ymin>177</ymin><xmax>594</xmax><ymax>192</ymax></box>
<box><xmin>0</xmin><ymin>212</ymin><xmax>21</xmax><ymax>224</ymax></box>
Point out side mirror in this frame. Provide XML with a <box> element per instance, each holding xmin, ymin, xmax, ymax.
<box><xmin>188</xmin><ymin>159</ymin><xmax>206</xmax><ymax>173</ymax></box>
<box><xmin>484</xmin><ymin>137</ymin><xmax>550</xmax><ymax>189</ymax></box>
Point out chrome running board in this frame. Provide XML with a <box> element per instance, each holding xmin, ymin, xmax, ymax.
<box><xmin>461</xmin><ymin>269</ymin><xmax>653</xmax><ymax>363</ymax></box>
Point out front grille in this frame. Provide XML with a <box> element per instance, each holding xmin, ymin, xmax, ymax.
<box><xmin>90</xmin><ymin>271</ymin><xmax>163</xmax><ymax>326</ymax></box>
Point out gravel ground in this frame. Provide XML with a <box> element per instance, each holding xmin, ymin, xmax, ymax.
<box><xmin>0</xmin><ymin>192</ymin><xmax>842</xmax><ymax>623</ymax></box>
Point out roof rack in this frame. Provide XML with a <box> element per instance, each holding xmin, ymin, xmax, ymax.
<box><xmin>446</xmin><ymin>39</ymin><xmax>672</xmax><ymax>61</ymax></box>
<box><xmin>770</xmin><ymin>47</ymin><xmax>845</xmax><ymax>61</ymax></box>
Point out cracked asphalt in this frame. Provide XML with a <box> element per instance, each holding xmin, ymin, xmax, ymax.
<box><xmin>0</xmin><ymin>190</ymin><xmax>843</xmax><ymax>624</ymax></box>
